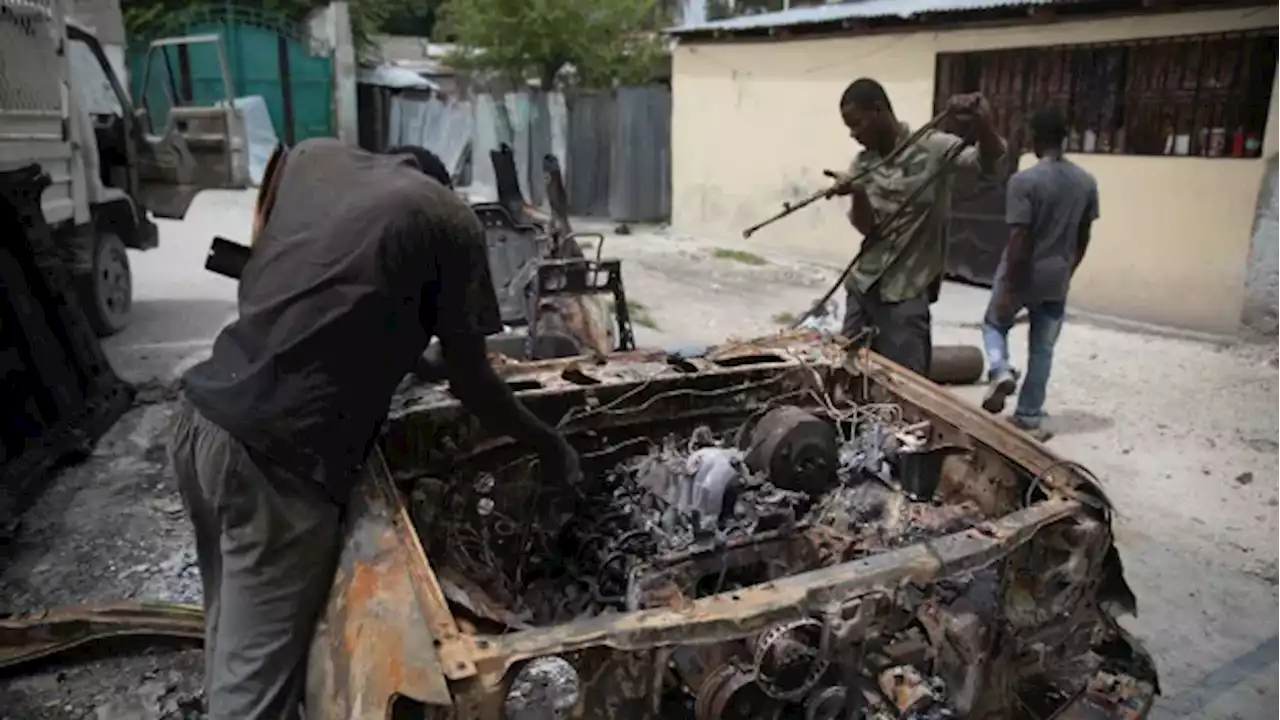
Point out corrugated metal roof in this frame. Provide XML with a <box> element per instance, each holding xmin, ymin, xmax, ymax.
<box><xmin>668</xmin><ymin>0</ymin><xmax>1055</xmax><ymax>35</ymax></box>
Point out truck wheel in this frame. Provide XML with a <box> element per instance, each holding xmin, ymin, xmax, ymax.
<box><xmin>77</xmin><ymin>232</ymin><xmax>133</xmax><ymax>336</ymax></box>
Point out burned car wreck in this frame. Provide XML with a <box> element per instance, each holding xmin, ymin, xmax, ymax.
<box><xmin>305</xmin><ymin>333</ymin><xmax>1159</xmax><ymax>720</ymax></box>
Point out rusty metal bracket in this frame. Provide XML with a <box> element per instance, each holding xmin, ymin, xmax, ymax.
<box><xmin>0</xmin><ymin>602</ymin><xmax>203</xmax><ymax>671</ymax></box>
<box><xmin>370</xmin><ymin>447</ymin><xmax>479</xmax><ymax>681</ymax></box>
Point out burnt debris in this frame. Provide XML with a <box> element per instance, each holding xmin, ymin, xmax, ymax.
<box><xmin>414</xmin><ymin>395</ymin><xmax>1006</xmax><ymax>717</ymax></box>
<box><xmin>391</xmin><ymin>343</ymin><xmax>1158</xmax><ymax>719</ymax></box>
<box><xmin>415</xmin><ymin>398</ymin><xmax>969</xmax><ymax>621</ymax></box>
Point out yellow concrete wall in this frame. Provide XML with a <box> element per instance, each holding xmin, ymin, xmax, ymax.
<box><xmin>671</xmin><ymin>7</ymin><xmax>1279</xmax><ymax>334</ymax></box>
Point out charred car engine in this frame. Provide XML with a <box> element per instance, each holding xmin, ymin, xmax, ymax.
<box><xmin>405</xmin><ymin>359</ymin><xmax>1155</xmax><ymax>720</ymax></box>
<box><xmin>561</xmin><ymin>404</ymin><xmax>981</xmax><ymax>719</ymax></box>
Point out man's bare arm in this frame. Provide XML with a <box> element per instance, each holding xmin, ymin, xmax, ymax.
<box><xmin>439</xmin><ymin>333</ymin><xmax>565</xmax><ymax>454</ymax></box>
<box><xmin>849</xmin><ymin>188</ymin><xmax>876</xmax><ymax>237</ymax></box>
<box><xmin>1005</xmin><ymin>226</ymin><xmax>1032</xmax><ymax>293</ymax></box>
<box><xmin>1074</xmin><ymin>183</ymin><xmax>1098</xmax><ymax>275</ymax></box>
<box><xmin>974</xmin><ymin>118</ymin><xmax>1004</xmax><ymax>176</ymax></box>
<box><xmin>1073</xmin><ymin>219</ymin><xmax>1093</xmax><ymax>275</ymax></box>
<box><xmin>945</xmin><ymin>92</ymin><xmax>1005</xmax><ymax>175</ymax></box>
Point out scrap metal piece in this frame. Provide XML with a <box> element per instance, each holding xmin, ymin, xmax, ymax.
<box><xmin>804</xmin><ymin>686</ymin><xmax>848</xmax><ymax>720</ymax></box>
<box><xmin>928</xmin><ymin>345</ymin><xmax>986</xmax><ymax>386</ymax></box>
<box><xmin>626</xmin><ymin>531</ymin><xmax>820</xmax><ymax>611</ymax></box>
<box><xmin>1055</xmin><ymin>669</ymin><xmax>1156</xmax><ymax>719</ymax></box>
<box><xmin>438</xmin><ymin>567</ymin><xmax>533</xmax><ymax>630</ymax></box>
<box><xmin>0</xmin><ymin>602</ymin><xmax>202</xmax><ymax>671</ymax></box>
<box><xmin>877</xmin><ymin>665</ymin><xmax>941</xmax><ymax>714</ymax></box>
<box><xmin>542</xmin><ymin>153</ymin><xmax>572</xmax><ymax>237</ymax></box>
<box><xmin>685</xmin><ymin>447</ymin><xmax>742</xmax><ymax>530</ymax></box>
<box><xmin>694</xmin><ymin>663</ymin><xmax>782</xmax><ymax>720</ymax></box>
<box><xmin>743</xmin><ymin>406</ymin><xmax>838</xmax><ymax>496</ymax></box>
<box><xmin>753</xmin><ymin>618</ymin><xmax>829</xmax><ymax>700</ymax></box>
<box><xmin>306</xmin><ymin>458</ymin><xmax>455</xmax><ymax>716</ymax></box>
<box><xmin>669</xmin><ymin>645</ymin><xmax>740</xmax><ymax>696</ymax></box>
<box><xmin>504</xmin><ymin>656</ymin><xmax>581</xmax><ymax>719</ymax></box>
<box><xmin>467</xmin><ymin>499</ymin><xmax>1083</xmax><ymax>673</ymax></box>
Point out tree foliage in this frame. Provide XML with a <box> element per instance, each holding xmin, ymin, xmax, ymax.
<box><xmin>436</xmin><ymin>0</ymin><xmax>667</xmax><ymax>90</ymax></box>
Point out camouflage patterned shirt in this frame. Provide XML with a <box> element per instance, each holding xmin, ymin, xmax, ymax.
<box><xmin>848</xmin><ymin>122</ymin><xmax>1004</xmax><ymax>303</ymax></box>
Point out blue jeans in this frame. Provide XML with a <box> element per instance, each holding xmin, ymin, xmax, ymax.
<box><xmin>982</xmin><ymin>300</ymin><xmax>1066</xmax><ymax>427</ymax></box>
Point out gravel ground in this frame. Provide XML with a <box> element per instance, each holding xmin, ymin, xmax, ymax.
<box><xmin>0</xmin><ymin>390</ymin><xmax>204</xmax><ymax>719</ymax></box>
<box><xmin>0</xmin><ymin>199</ymin><xmax>1274</xmax><ymax>718</ymax></box>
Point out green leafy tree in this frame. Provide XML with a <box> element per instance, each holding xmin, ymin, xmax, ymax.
<box><xmin>436</xmin><ymin>0</ymin><xmax>667</xmax><ymax>90</ymax></box>
<box><xmin>379</xmin><ymin>2</ymin><xmax>443</xmax><ymax>38</ymax></box>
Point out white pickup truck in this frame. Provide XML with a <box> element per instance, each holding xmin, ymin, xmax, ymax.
<box><xmin>0</xmin><ymin>0</ymin><xmax>238</xmax><ymax>334</ymax></box>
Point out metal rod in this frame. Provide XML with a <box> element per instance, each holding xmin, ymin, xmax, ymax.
<box><xmin>789</xmin><ymin>134</ymin><xmax>975</xmax><ymax>330</ymax></box>
<box><xmin>740</xmin><ymin>109</ymin><xmax>955</xmax><ymax>240</ymax></box>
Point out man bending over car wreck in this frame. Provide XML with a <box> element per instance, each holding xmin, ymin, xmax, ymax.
<box><xmin>168</xmin><ymin>139</ymin><xmax>582</xmax><ymax>719</ymax></box>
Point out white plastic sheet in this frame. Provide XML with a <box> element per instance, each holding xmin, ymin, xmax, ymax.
<box><xmin>797</xmin><ymin>295</ymin><xmax>844</xmax><ymax>335</ymax></box>
<box><xmin>223</xmin><ymin>95</ymin><xmax>279</xmax><ymax>186</ymax></box>
<box><xmin>358</xmin><ymin>64</ymin><xmax>438</xmax><ymax>90</ymax></box>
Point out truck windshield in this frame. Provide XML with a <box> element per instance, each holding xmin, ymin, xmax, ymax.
<box><xmin>68</xmin><ymin>38</ymin><xmax>123</xmax><ymax>117</ymax></box>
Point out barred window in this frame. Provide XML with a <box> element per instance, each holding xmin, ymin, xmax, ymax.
<box><xmin>935</xmin><ymin>30</ymin><xmax>1278</xmax><ymax>158</ymax></box>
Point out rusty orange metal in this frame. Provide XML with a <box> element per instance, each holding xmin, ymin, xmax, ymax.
<box><xmin>311</xmin><ymin>332</ymin><xmax>1156</xmax><ymax>718</ymax></box>
<box><xmin>306</xmin><ymin>465</ymin><xmax>453</xmax><ymax>718</ymax></box>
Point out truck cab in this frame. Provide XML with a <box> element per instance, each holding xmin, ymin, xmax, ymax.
<box><xmin>0</xmin><ymin>0</ymin><xmax>222</xmax><ymax>335</ymax></box>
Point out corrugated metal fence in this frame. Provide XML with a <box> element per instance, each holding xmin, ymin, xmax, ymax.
<box><xmin>606</xmin><ymin>86</ymin><xmax>671</xmax><ymax>223</ymax></box>
<box><xmin>387</xmin><ymin>94</ymin><xmax>474</xmax><ymax>182</ymax></box>
<box><xmin>385</xmin><ymin>85</ymin><xmax>671</xmax><ymax>222</ymax></box>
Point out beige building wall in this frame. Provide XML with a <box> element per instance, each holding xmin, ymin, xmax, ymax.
<box><xmin>671</xmin><ymin>7</ymin><xmax>1279</xmax><ymax>335</ymax></box>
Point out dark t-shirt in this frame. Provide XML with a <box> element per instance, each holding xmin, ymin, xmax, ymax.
<box><xmin>998</xmin><ymin>156</ymin><xmax>1099</xmax><ymax>303</ymax></box>
<box><xmin>182</xmin><ymin>138</ymin><xmax>501</xmax><ymax>496</ymax></box>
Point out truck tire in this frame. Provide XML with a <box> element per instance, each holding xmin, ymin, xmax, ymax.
<box><xmin>77</xmin><ymin>231</ymin><xmax>133</xmax><ymax>336</ymax></box>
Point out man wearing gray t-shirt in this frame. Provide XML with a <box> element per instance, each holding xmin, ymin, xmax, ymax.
<box><xmin>981</xmin><ymin>107</ymin><xmax>1099</xmax><ymax>440</ymax></box>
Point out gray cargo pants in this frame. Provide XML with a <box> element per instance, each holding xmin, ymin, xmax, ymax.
<box><xmin>168</xmin><ymin>396</ymin><xmax>341</xmax><ymax>720</ymax></box>
<box><xmin>842</xmin><ymin>286</ymin><xmax>932</xmax><ymax>378</ymax></box>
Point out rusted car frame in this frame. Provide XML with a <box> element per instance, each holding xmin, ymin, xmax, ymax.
<box><xmin>306</xmin><ymin>334</ymin><xmax>1156</xmax><ymax>719</ymax></box>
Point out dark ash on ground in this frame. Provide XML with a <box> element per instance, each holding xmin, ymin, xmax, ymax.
<box><xmin>0</xmin><ymin>398</ymin><xmax>205</xmax><ymax>719</ymax></box>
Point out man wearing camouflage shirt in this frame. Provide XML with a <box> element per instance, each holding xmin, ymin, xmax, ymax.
<box><xmin>829</xmin><ymin>78</ymin><xmax>1005</xmax><ymax>376</ymax></box>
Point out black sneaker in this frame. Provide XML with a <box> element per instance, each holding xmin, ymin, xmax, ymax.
<box><xmin>982</xmin><ymin>369</ymin><xmax>1017</xmax><ymax>414</ymax></box>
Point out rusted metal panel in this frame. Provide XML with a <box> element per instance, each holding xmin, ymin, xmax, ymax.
<box><xmin>0</xmin><ymin>602</ymin><xmax>202</xmax><ymax>670</ymax></box>
<box><xmin>370</xmin><ymin>448</ymin><xmax>480</xmax><ymax>682</ymax></box>
<box><xmin>455</xmin><ymin>499</ymin><xmax>1080</xmax><ymax>672</ymax></box>
<box><xmin>305</xmin><ymin>460</ymin><xmax>454</xmax><ymax>717</ymax></box>
<box><xmin>343</xmin><ymin>332</ymin><xmax>1156</xmax><ymax>718</ymax></box>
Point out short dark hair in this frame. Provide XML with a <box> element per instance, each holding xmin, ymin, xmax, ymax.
<box><xmin>386</xmin><ymin>145</ymin><xmax>452</xmax><ymax>188</ymax></box>
<box><xmin>253</xmin><ymin>143</ymin><xmax>289</xmax><ymax>244</ymax></box>
<box><xmin>1030</xmin><ymin>107</ymin><xmax>1068</xmax><ymax>146</ymax></box>
<box><xmin>839</xmin><ymin>78</ymin><xmax>893</xmax><ymax>114</ymax></box>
